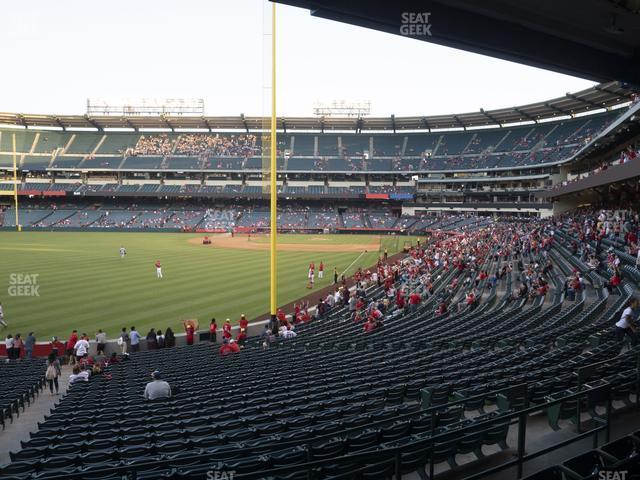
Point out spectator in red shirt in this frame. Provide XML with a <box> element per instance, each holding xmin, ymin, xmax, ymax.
<box><xmin>396</xmin><ymin>290</ymin><xmax>406</xmax><ymax>310</ymax></box>
<box><xmin>229</xmin><ymin>339</ymin><xmax>241</xmax><ymax>353</ymax></box>
<box><xmin>50</xmin><ymin>336</ymin><xmax>64</xmax><ymax>359</ymax></box>
<box><xmin>183</xmin><ymin>321</ymin><xmax>195</xmax><ymax>346</ymax></box>
<box><xmin>66</xmin><ymin>330</ymin><xmax>78</xmax><ymax>365</ymax></box>
<box><xmin>408</xmin><ymin>292</ymin><xmax>421</xmax><ymax>313</ymax></box>
<box><xmin>106</xmin><ymin>352</ymin><xmax>119</xmax><ymax>366</ymax></box>
<box><xmin>219</xmin><ymin>338</ymin><xmax>240</xmax><ymax>356</ymax></box>
<box><xmin>239</xmin><ymin>314</ymin><xmax>249</xmax><ymax>331</ymax></box>
<box><xmin>363</xmin><ymin>318</ymin><xmax>377</xmax><ymax>332</ymax></box>
<box><xmin>219</xmin><ymin>339</ymin><xmax>232</xmax><ymax>356</ymax></box>
<box><xmin>236</xmin><ymin>328</ymin><xmax>247</xmax><ymax>344</ymax></box>
<box><xmin>222</xmin><ymin>319</ymin><xmax>232</xmax><ymax>340</ymax></box>
<box><xmin>608</xmin><ymin>269</ymin><xmax>622</xmax><ymax>294</ymax></box>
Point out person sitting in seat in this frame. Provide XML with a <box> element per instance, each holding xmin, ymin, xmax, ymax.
<box><xmin>236</xmin><ymin>328</ymin><xmax>247</xmax><ymax>344</ymax></box>
<box><xmin>219</xmin><ymin>338</ymin><xmax>241</xmax><ymax>356</ymax></box>
<box><xmin>106</xmin><ymin>352</ymin><xmax>119</xmax><ymax>366</ymax></box>
<box><xmin>144</xmin><ymin>370</ymin><xmax>171</xmax><ymax>400</ymax></box>
<box><xmin>363</xmin><ymin>317</ymin><xmax>377</xmax><ymax>333</ymax></box>
<box><xmin>69</xmin><ymin>365</ymin><xmax>90</xmax><ymax>385</ymax></box>
<box><xmin>608</xmin><ymin>268</ymin><xmax>623</xmax><ymax>294</ymax></box>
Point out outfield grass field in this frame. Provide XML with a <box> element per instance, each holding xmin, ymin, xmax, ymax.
<box><xmin>0</xmin><ymin>231</ymin><xmax>415</xmax><ymax>340</ymax></box>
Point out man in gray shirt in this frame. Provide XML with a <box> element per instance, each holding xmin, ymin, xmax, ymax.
<box><xmin>130</xmin><ymin>326</ymin><xmax>141</xmax><ymax>353</ymax></box>
<box><xmin>24</xmin><ymin>332</ymin><xmax>36</xmax><ymax>359</ymax></box>
<box><xmin>144</xmin><ymin>371</ymin><xmax>171</xmax><ymax>400</ymax></box>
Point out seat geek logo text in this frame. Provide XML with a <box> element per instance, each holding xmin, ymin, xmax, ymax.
<box><xmin>207</xmin><ymin>471</ymin><xmax>235</xmax><ymax>480</ymax></box>
<box><xmin>400</xmin><ymin>12</ymin><xmax>432</xmax><ymax>36</ymax></box>
<box><xmin>8</xmin><ymin>273</ymin><xmax>40</xmax><ymax>297</ymax></box>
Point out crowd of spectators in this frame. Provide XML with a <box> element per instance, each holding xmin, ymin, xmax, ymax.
<box><xmin>129</xmin><ymin>134</ymin><xmax>174</xmax><ymax>156</ymax></box>
<box><xmin>174</xmin><ymin>133</ymin><xmax>258</xmax><ymax>157</ymax></box>
<box><xmin>552</xmin><ymin>142</ymin><xmax>639</xmax><ymax>191</ymax></box>
<box><xmin>125</xmin><ymin>133</ymin><xmax>259</xmax><ymax>158</ymax></box>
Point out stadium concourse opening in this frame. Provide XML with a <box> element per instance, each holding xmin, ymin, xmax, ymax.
<box><xmin>1</xmin><ymin>1</ymin><xmax>640</xmax><ymax>480</ymax></box>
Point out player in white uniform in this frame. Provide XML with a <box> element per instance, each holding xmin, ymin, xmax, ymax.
<box><xmin>120</xmin><ymin>247</ymin><xmax>127</xmax><ymax>258</ymax></box>
<box><xmin>0</xmin><ymin>302</ymin><xmax>6</xmax><ymax>328</ymax></box>
<box><xmin>155</xmin><ymin>260</ymin><xmax>163</xmax><ymax>279</ymax></box>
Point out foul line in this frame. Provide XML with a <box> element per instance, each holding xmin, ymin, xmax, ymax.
<box><xmin>340</xmin><ymin>250</ymin><xmax>368</xmax><ymax>278</ymax></box>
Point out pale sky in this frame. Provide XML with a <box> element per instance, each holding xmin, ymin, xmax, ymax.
<box><xmin>0</xmin><ymin>0</ymin><xmax>596</xmax><ymax>117</ymax></box>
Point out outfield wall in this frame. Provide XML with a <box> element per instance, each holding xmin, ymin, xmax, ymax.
<box><xmin>0</xmin><ymin>320</ymin><xmax>268</xmax><ymax>359</ymax></box>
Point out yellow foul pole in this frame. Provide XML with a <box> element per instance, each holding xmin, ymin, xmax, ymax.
<box><xmin>269</xmin><ymin>2</ymin><xmax>277</xmax><ymax>319</ymax></box>
<box><xmin>13</xmin><ymin>133</ymin><xmax>19</xmax><ymax>231</ymax></box>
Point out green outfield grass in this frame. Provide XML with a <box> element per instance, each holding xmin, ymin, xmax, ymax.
<box><xmin>0</xmin><ymin>231</ymin><xmax>414</xmax><ymax>340</ymax></box>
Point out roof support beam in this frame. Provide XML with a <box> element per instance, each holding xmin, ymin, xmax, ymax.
<box><xmin>545</xmin><ymin>103</ymin><xmax>570</xmax><ymax>116</ymax></box>
<box><xmin>160</xmin><ymin>115</ymin><xmax>174</xmax><ymax>132</ymax></box>
<box><xmin>124</xmin><ymin>118</ymin><xmax>138</xmax><ymax>131</ymax></box>
<box><xmin>566</xmin><ymin>93</ymin><xmax>599</xmax><ymax>109</ymax></box>
<box><xmin>594</xmin><ymin>83</ymin><xmax>621</xmax><ymax>96</ymax></box>
<box><xmin>480</xmin><ymin>108</ymin><xmax>501</xmax><ymax>126</ymax></box>
<box><xmin>513</xmin><ymin>107</ymin><xmax>537</xmax><ymax>123</ymax></box>
<box><xmin>420</xmin><ymin>117</ymin><xmax>431</xmax><ymax>132</ymax></box>
<box><xmin>202</xmin><ymin>117</ymin><xmax>213</xmax><ymax>132</ymax></box>
<box><xmin>83</xmin><ymin>115</ymin><xmax>103</xmax><ymax>131</ymax></box>
<box><xmin>390</xmin><ymin>114</ymin><xmax>396</xmax><ymax>134</ymax></box>
<box><xmin>17</xmin><ymin>114</ymin><xmax>28</xmax><ymax>129</ymax></box>
<box><xmin>453</xmin><ymin>115</ymin><xmax>466</xmax><ymax>130</ymax></box>
<box><xmin>240</xmin><ymin>114</ymin><xmax>249</xmax><ymax>133</ymax></box>
<box><xmin>54</xmin><ymin>117</ymin><xmax>67</xmax><ymax>131</ymax></box>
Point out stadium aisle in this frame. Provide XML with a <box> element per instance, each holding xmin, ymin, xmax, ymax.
<box><xmin>0</xmin><ymin>364</ymin><xmax>71</xmax><ymax>465</ymax></box>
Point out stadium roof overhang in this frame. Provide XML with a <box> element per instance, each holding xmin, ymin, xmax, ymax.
<box><xmin>0</xmin><ymin>82</ymin><xmax>635</xmax><ymax>132</ymax></box>
<box><xmin>273</xmin><ymin>0</ymin><xmax>640</xmax><ymax>85</ymax></box>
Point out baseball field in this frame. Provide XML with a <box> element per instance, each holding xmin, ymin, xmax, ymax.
<box><xmin>0</xmin><ymin>231</ymin><xmax>416</xmax><ymax>340</ymax></box>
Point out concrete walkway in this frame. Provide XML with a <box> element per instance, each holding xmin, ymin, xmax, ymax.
<box><xmin>0</xmin><ymin>365</ymin><xmax>71</xmax><ymax>465</ymax></box>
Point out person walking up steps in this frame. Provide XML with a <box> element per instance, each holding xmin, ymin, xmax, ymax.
<box><xmin>45</xmin><ymin>352</ymin><xmax>61</xmax><ymax>395</ymax></box>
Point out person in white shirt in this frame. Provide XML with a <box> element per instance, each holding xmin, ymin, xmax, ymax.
<box><xmin>144</xmin><ymin>371</ymin><xmax>171</xmax><ymax>400</ymax></box>
<box><xmin>4</xmin><ymin>334</ymin><xmax>14</xmax><ymax>359</ymax></box>
<box><xmin>74</xmin><ymin>335</ymin><xmax>90</xmax><ymax>360</ymax></box>
<box><xmin>0</xmin><ymin>302</ymin><xmax>6</xmax><ymax>328</ymax></box>
<box><xmin>615</xmin><ymin>298</ymin><xmax>638</xmax><ymax>346</ymax></box>
<box><xmin>279</xmin><ymin>326</ymin><xmax>297</xmax><ymax>339</ymax></box>
<box><xmin>69</xmin><ymin>365</ymin><xmax>90</xmax><ymax>385</ymax></box>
